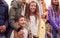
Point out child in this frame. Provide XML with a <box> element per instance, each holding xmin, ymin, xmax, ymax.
<box><xmin>14</xmin><ymin>15</ymin><xmax>32</xmax><ymax>38</ymax></box>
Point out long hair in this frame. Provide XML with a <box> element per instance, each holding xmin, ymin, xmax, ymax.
<box><xmin>59</xmin><ymin>2</ymin><xmax>60</xmax><ymax>14</ymax></box>
<box><xmin>51</xmin><ymin>0</ymin><xmax>59</xmax><ymax>12</ymax></box>
<box><xmin>25</xmin><ymin>1</ymin><xmax>40</xmax><ymax>21</ymax></box>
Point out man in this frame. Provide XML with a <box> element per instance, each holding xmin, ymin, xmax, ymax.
<box><xmin>0</xmin><ymin>0</ymin><xmax>9</xmax><ymax>38</ymax></box>
<box><xmin>9</xmin><ymin>0</ymin><xmax>28</xmax><ymax>38</ymax></box>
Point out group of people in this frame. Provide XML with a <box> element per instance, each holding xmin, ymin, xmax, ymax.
<box><xmin>0</xmin><ymin>0</ymin><xmax>60</xmax><ymax>38</ymax></box>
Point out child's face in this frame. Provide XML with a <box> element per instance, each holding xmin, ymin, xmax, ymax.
<box><xmin>17</xmin><ymin>17</ymin><xmax>27</xmax><ymax>27</ymax></box>
<box><xmin>29</xmin><ymin>2</ymin><xmax>36</xmax><ymax>13</ymax></box>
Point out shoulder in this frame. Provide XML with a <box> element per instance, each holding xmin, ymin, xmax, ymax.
<box><xmin>48</xmin><ymin>5</ymin><xmax>52</xmax><ymax>10</ymax></box>
<box><xmin>24</xmin><ymin>28</ymin><xmax>28</xmax><ymax>34</ymax></box>
<box><xmin>2</xmin><ymin>1</ymin><xmax>8</xmax><ymax>8</ymax></box>
<box><xmin>24</xmin><ymin>28</ymin><xmax>28</xmax><ymax>31</ymax></box>
<box><xmin>11</xmin><ymin>1</ymin><xmax>18</xmax><ymax>8</ymax></box>
<box><xmin>11</xmin><ymin>1</ymin><xmax>22</xmax><ymax>8</ymax></box>
<box><xmin>0</xmin><ymin>1</ymin><xmax>8</xmax><ymax>10</ymax></box>
<box><xmin>3</xmin><ymin>1</ymin><xmax>8</xmax><ymax>6</ymax></box>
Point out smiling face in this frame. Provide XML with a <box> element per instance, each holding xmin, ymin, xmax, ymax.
<box><xmin>17</xmin><ymin>17</ymin><xmax>27</xmax><ymax>28</ymax></box>
<box><xmin>29</xmin><ymin>2</ymin><xmax>37</xmax><ymax>14</ymax></box>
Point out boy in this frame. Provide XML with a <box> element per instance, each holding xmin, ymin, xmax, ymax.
<box><xmin>14</xmin><ymin>15</ymin><xmax>32</xmax><ymax>38</ymax></box>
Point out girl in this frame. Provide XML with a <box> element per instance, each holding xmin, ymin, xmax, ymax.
<box><xmin>25</xmin><ymin>1</ymin><xmax>46</xmax><ymax>38</ymax></box>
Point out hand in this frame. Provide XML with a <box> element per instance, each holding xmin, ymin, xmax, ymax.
<box><xmin>41</xmin><ymin>13</ymin><xmax>47</xmax><ymax>20</ymax></box>
<box><xmin>58</xmin><ymin>29</ymin><xmax>60</xmax><ymax>35</ymax></box>
<box><xmin>0</xmin><ymin>26</ymin><xmax>2</xmax><ymax>33</ymax></box>
<box><xmin>47</xmin><ymin>32</ymin><xmax>53</xmax><ymax>38</ymax></box>
<box><xmin>0</xmin><ymin>25</ymin><xmax>6</xmax><ymax>33</ymax></box>
<box><xmin>18</xmin><ymin>30</ymin><xmax>24</xmax><ymax>38</ymax></box>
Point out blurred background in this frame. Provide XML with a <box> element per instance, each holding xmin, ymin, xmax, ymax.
<box><xmin>5</xmin><ymin>0</ymin><xmax>60</xmax><ymax>9</ymax></box>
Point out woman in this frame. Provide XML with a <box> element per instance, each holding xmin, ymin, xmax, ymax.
<box><xmin>25</xmin><ymin>1</ymin><xmax>46</xmax><ymax>38</ymax></box>
<box><xmin>57</xmin><ymin>2</ymin><xmax>60</xmax><ymax>38</ymax></box>
<box><xmin>48</xmin><ymin>0</ymin><xmax>59</xmax><ymax>38</ymax></box>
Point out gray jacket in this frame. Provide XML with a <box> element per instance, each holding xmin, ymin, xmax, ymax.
<box><xmin>9</xmin><ymin>1</ymin><xmax>28</xmax><ymax>31</ymax></box>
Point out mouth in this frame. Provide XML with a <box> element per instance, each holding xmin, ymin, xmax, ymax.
<box><xmin>22</xmin><ymin>23</ymin><xmax>25</xmax><ymax>24</ymax></box>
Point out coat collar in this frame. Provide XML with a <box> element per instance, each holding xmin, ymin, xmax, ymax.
<box><xmin>11</xmin><ymin>1</ymin><xmax>27</xmax><ymax>8</ymax></box>
<box><xmin>11</xmin><ymin>1</ymin><xmax>21</xmax><ymax>8</ymax></box>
